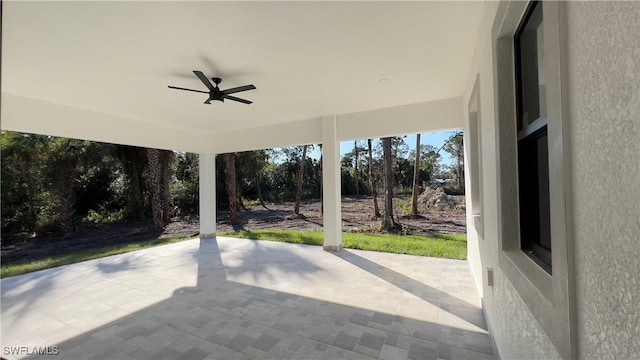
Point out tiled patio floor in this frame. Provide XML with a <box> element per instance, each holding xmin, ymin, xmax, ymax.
<box><xmin>1</xmin><ymin>237</ymin><xmax>493</xmax><ymax>360</ymax></box>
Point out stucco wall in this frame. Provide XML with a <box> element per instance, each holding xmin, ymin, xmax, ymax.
<box><xmin>463</xmin><ymin>2</ymin><xmax>562</xmax><ymax>359</ymax></box>
<box><xmin>565</xmin><ymin>2</ymin><xmax>640</xmax><ymax>358</ymax></box>
<box><xmin>465</xmin><ymin>1</ymin><xmax>640</xmax><ymax>359</ymax></box>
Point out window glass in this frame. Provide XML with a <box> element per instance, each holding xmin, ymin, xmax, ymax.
<box><xmin>517</xmin><ymin>2</ymin><xmax>546</xmax><ymax>131</ymax></box>
<box><xmin>516</xmin><ymin>1</ymin><xmax>552</xmax><ymax>273</ymax></box>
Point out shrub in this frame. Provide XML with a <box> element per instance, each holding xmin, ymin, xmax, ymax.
<box><xmin>82</xmin><ymin>207</ymin><xmax>126</xmax><ymax>225</ymax></box>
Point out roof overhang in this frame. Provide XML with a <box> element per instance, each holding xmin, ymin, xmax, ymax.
<box><xmin>1</xmin><ymin>1</ymin><xmax>484</xmax><ymax>153</ymax></box>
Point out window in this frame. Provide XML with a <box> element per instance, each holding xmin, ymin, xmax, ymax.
<box><xmin>495</xmin><ymin>1</ymin><xmax>574</xmax><ymax>356</ymax></box>
<box><xmin>468</xmin><ymin>76</ymin><xmax>484</xmax><ymax>237</ymax></box>
<box><xmin>515</xmin><ymin>1</ymin><xmax>552</xmax><ymax>273</ymax></box>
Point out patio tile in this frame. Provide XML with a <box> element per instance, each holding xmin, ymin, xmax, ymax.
<box><xmin>359</xmin><ymin>332</ymin><xmax>385</xmax><ymax>350</ymax></box>
<box><xmin>223</xmin><ymin>334</ymin><xmax>255</xmax><ymax>353</ymax></box>
<box><xmin>251</xmin><ymin>333</ymin><xmax>282</xmax><ymax>352</ymax></box>
<box><xmin>332</xmin><ymin>332</ymin><xmax>360</xmax><ymax>351</ymax></box>
<box><xmin>348</xmin><ymin>311</ymin><xmax>372</xmax><ymax>325</ymax></box>
<box><xmin>177</xmin><ymin>346</ymin><xmax>211</xmax><ymax>360</ymax></box>
<box><xmin>1</xmin><ymin>237</ymin><xmax>493</xmax><ymax>360</ymax></box>
<box><xmin>203</xmin><ymin>347</ymin><xmax>252</xmax><ymax>360</ymax></box>
<box><xmin>354</xmin><ymin>343</ymin><xmax>381</xmax><ymax>358</ymax></box>
<box><xmin>408</xmin><ymin>342</ymin><xmax>439</xmax><ymax>360</ymax></box>
<box><xmin>380</xmin><ymin>344</ymin><xmax>410</xmax><ymax>360</ymax></box>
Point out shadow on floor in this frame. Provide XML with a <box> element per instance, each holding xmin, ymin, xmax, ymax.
<box><xmin>6</xmin><ymin>238</ymin><xmax>493</xmax><ymax>360</ymax></box>
<box><xmin>332</xmin><ymin>250</ymin><xmax>488</xmax><ymax>331</ymax></box>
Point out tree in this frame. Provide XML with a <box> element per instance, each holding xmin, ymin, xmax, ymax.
<box><xmin>147</xmin><ymin>148</ymin><xmax>164</xmax><ymax>230</ymax></box>
<box><xmin>172</xmin><ymin>151</ymin><xmax>199</xmax><ymax>216</ymax></box>
<box><xmin>251</xmin><ymin>151</ymin><xmax>268</xmax><ymax>209</ymax></box>
<box><xmin>354</xmin><ymin>140</ymin><xmax>359</xmax><ymax>196</ymax></box>
<box><xmin>381</xmin><ymin>137</ymin><xmax>397</xmax><ymax>231</ymax></box>
<box><xmin>373</xmin><ymin>136</ymin><xmax>409</xmax><ymax>191</ymax></box>
<box><xmin>319</xmin><ymin>144</ymin><xmax>323</xmax><ymax>215</ymax></box>
<box><xmin>2</xmin><ymin>132</ymin><xmax>121</xmax><ymax>236</ymax></box>
<box><xmin>1</xmin><ymin>132</ymin><xmax>45</xmax><ymax>233</ymax></box>
<box><xmin>419</xmin><ymin>144</ymin><xmax>441</xmax><ymax>182</ymax></box>
<box><xmin>225</xmin><ymin>153</ymin><xmax>238</xmax><ymax>223</ymax></box>
<box><xmin>294</xmin><ymin>145</ymin><xmax>308</xmax><ymax>215</ymax></box>
<box><xmin>443</xmin><ymin>131</ymin><xmax>464</xmax><ymax>191</ymax></box>
<box><xmin>367</xmin><ymin>139</ymin><xmax>381</xmax><ymax>218</ymax></box>
<box><xmin>411</xmin><ymin>134</ymin><xmax>421</xmax><ymax>215</ymax></box>
<box><xmin>160</xmin><ymin>150</ymin><xmax>173</xmax><ymax>223</ymax></box>
<box><xmin>116</xmin><ymin>145</ymin><xmax>146</xmax><ymax>221</ymax></box>
<box><xmin>51</xmin><ymin>143</ymin><xmax>76</xmax><ymax>236</ymax></box>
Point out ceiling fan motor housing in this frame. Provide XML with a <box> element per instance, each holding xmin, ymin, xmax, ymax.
<box><xmin>210</xmin><ymin>88</ymin><xmax>224</xmax><ymax>101</ymax></box>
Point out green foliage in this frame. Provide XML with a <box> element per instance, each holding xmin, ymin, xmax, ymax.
<box><xmin>256</xmin><ymin>147</ymin><xmax>322</xmax><ymax>202</ymax></box>
<box><xmin>443</xmin><ymin>131</ymin><xmax>465</xmax><ymax>191</ymax></box>
<box><xmin>396</xmin><ymin>198</ymin><xmax>413</xmax><ymax>216</ymax></box>
<box><xmin>82</xmin><ymin>208</ymin><xmax>127</xmax><ymax>225</ymax></box>
<box><xmin>242</xmin><ymin>198</ymin><xmax>262</xmax><ymax>207</ymax></box>
<box><xmin>409</xmin><ymin>144</ymin><xmax>442</xmax><ymax>182</ymax></box>
<box><xmin>171</xmin><ymin>152</ymin><xmax>199</xmax><ymax>216</ymax></box>
<box><xmin>340</xmin><ymin>140</ymin><xmax>380</xmax><ymax>196</ymax></box>
<box><xmin>1</xmin><ymin>132</ymin><xmax>47</xmax><ymax>233</ymax></box>
<box><xmin>1</xmin><ymin>130</ymin><xmax>464</xmax><ymax>238</ymax></box>
<box><xmin>0</xmin><ymin>236</ymin><xmax>196</xmax><ymax>278</ymax></box>
<box><xmin>2</xmin><ymin>131</ymin><xmax>145</xmax><ymax>236</ymax></box>
<box><xmin>227</xmin><ymin>230</ymin><xmax>324</xmax><ymax>246</ymax></box>
<box><xmin>221</xmin><ymin>230</ymin><xmax>467</xmax><ymax>260</ymax></box>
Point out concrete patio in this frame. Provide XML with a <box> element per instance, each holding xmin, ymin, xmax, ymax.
<box><xmin>1</xmin><ymin>237</ymin><xmax>493</xmax><ymax>360</ymax></box>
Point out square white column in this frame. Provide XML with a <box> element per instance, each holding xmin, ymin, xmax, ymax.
<box><xmin>199</xmin><ymin>153</ymin><xmax>216</xmax><ymax>239</ymax></box>
<box><xmin>322</xmin><ymin>115</ymin><xmax>342</xmax><ymax>252</ymax></box>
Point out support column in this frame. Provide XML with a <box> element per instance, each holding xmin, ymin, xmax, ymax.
<box><xmin>199</xmin><ymin>153</ymin><xmax>216</xmax><ymax>239</ymax></box>
<box><xmin>322</xmin><ymin>115</ymin><xmax>342</xmax><ymax>252</ymax></box>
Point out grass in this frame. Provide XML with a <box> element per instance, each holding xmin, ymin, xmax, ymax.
<box><xmin>0</xmin><ymin>236</ymin><xmax>195</xmax><ymax>279</ymax></box>
<box><xmin>220</xmin><ymin>230</ymin><xmax>467</xmax><ymax>260</ymax></box>
<box><xmin>1</xmin><ymin>230</ymin><xmax>467</xmax><ymax>278</ymax></box>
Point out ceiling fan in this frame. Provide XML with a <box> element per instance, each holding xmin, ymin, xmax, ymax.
<box><xmin>168</xmin><ymin>70</ymin><xmax>256</xmax><ymax>105</ymax></box>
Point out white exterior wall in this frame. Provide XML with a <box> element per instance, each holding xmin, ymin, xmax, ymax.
<box><xmin>463</xmin><ymin>2</ymin><xmax>561</xmax><ymax>358</ymax></box>
<box><xmin>565</xmin><ymin>2</ymin><xmax>640</xmax><ymax>358</ymax></box>
<box><xmin>465</xmin><ymin>1</ymin><xmax>639</xmax><ymax>358</ymax></box>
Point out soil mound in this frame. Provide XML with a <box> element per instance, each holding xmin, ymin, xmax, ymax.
<box><xmin>418</xmin><ymin>187</ymin><xmax>461</xmax><ymax>211</ymax></box>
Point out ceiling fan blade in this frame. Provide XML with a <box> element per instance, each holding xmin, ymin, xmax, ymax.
<box><xmin>193</xmin><ymin>70</ymin><xmax>215</xmax><ymax>91</ymax></box>
<box><xmin>225</xmin><ymin>95</ymin><xmax>252</xmax><ymax>104</ymax></box>
<box><xmin>204</xmin><ymin>99</ymin><xmax>212</xmax><ymax>104</ymax></box>
<box><xmin>168</xmin><ymin>85</ymin><xmax>209</xmax><ymax>94</ymax></box>
<box><xmin>223</xmin><ymin>85</ymin><xmax>256</xmax><ymax>95</ymax></box>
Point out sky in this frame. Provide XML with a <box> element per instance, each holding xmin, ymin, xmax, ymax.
<box><xmin>305</xmin><ymin>130</ymin><xmax>459</xmax><ymax>166</ymax></box>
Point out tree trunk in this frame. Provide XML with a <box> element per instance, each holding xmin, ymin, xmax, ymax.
<box><xmin>160</xmin><ymin>150</ymin><xmax>173</xmax><ymax>224</ymax></box>
<box><xmin>319</xmin><ymin>146</ymin><xmax>323</xmax><ymax>215</ymax></box>
<box><xmin>381</xmin><ymin>137</ymin><xmax>396</xmax><ymax>231</ymax></box>
<box><xmin>411</xmin><ymin>134</ymin><xmax>421</xmax><ymax>215</ymax></box>
<box><xmin>368</xmin><ymin>139</ymin><xmax>381</xmax><ymax>218</ymax></box>
<box><xmin>118</xmin><ymin>146</ymin><xmax>145</xmax><ymax>221</ymax></box>
<box><xmin>294</xmin><ymin>145</ymin><xmax>308</xmax><ymax>215</ymax></box>
<box><xmin>458</xmin><ymin>145</ymin><xmax>465</xmax><ymax>191</ymax></box>
<box><xmin>226</xmin><ymin>153</ymin><xmax>238</xmax><ymax>224</ymax></box>
<box><xmin>147</xmin><ymin>148</ymin><xmax>164</xmax><ymax>230</ymax></box>
<box><xmin>254</xmin><ymin>173</ymin><xmax>267</xmax><ymax>209</ymax></box>
<box><xmin>129</xmin><ymin>153</ymin><xmax>145</xmax><ymax>221</ymax></box>
<box><xmin>354</xmin><ymin>140</ymin><xmax>359</xmax><ymax>196</ymax></box>
<box><xmin>56</xmin><ymin>162</ymin><xmax>75</xmax><ymax>236</ymax></box>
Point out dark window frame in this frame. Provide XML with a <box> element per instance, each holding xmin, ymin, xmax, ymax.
<box><xmin>514</xmin><ymin>0</ymin><xmax>552</xmax><ymax>274</ymax></box>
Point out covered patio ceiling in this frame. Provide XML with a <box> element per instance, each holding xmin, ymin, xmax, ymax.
<box><xmin>1</xmin><ymin>1</ymin><xmax>484</xmax><ymax>153</ymax></box>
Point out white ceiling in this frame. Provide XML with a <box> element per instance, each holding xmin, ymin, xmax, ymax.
<box><xmin>1</xmin><ymin>1</ymin><xmax>484</xmax><ymax>152</ymax></box>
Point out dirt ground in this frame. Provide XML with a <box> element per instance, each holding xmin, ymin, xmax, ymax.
<box><xmin>1</xmin><ymin>195</ymin><xmax>466</xmax><ymax>265</ymax></box>
<box><xmin>217</xmin><ymin>195</ymin><xmax>466</xmax><ymax>235</ymax></box>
